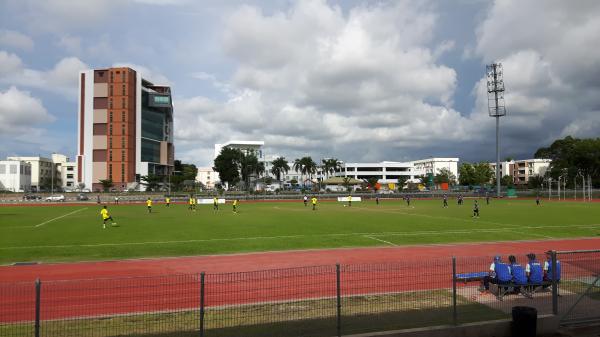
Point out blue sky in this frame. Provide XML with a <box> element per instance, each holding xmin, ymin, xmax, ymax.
<box><xmin>1</xmin><ymin>0</ymin><xmax>599</xmax><ymax>167</ymax></box>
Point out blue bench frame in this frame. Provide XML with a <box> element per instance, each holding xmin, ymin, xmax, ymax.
<box><xmin>456</xmin><ymin>272</ymin><xmax>559</xmax><ymax>300</ymax></box>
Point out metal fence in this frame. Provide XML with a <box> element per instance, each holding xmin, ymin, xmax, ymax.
<box><xmin>1</xmin><ymin>251</ymin><xmax>599</xmax><ymax>337</ymax></box>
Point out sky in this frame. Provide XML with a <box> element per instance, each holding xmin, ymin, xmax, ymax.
<box><xmin>1</xmin><ymin>0</ymin><xmax>599</xmax><ymax>167</ymax></box>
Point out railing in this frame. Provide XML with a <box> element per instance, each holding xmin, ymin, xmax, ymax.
<box><xmin>1</xmin><ymin>251</ymin><xmax>599</xmax><ymax>337</ymax></box>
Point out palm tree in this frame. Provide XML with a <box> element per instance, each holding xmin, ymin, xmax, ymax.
<box><xmin>322</xmin><ymin>158</ymin><xmax>341</xmax><ymax>179</ymax></box>
<box><xmin>301</xmin><ymin>157</ymin><xmax>317</xmax><ymax>183</ymax></box>
<box><xmin>270</xmin><ymin>157</ymin><xmax>290</xmax><ymax>181</ymax></box>
<box><xmin>293</xmin><ymin>158</ymin><xmax>304</xmax><ymax>186</ymax></box>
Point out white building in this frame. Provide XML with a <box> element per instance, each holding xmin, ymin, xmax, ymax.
<box><xmin>333</xmin><ymin>158</ymin><xmax>459</xmax><ymax>186</ymax></box>
<box><xmin>0</xmin><ymin>160</ymin><xmax>32</xmax><ymax>192</ymax></box>
<box><xmin>214</xmin><ymin>140</ymin><xmax>264</xmax><ymax>159</ymax></box>
<box><xmin>335</xmin><ymin>161</ymin><xmax>418</xmax><ymax>184</ymax></box>
<box><xmin>196</xmin><ymin>167</ymin><xmax>219</xmax><ymax>189</ymax></box>
<box><xmin>51</xmin><ymin>154</ymin><xmax>78</xmax><ymax>191</ymax></box>
<box><xmin>489</xmin><ymin>161</ymin><xmax>513</xmax><ymax>178</ymax></box>
<box><xmin>7</xmin><ymin>156</ymin><xmax>56</xmax><ymax>191</ymax></box>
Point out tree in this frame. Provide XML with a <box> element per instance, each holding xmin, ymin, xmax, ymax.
<box><xmin>534</xmin><ymin>136</ymin><xmax>600</xmax><ymax>187</ymax></box>
<box><xmin>458</xmin><ymin>163</ymin><xmax>475</xmax><ymax>186</ymax></box>
<box><xmin>77</xmin><ymin>182</ymin><xmax>86</xmax><ymax>192</ymax></box>
<box><xmin>140</xmin><ymin>174</ymin><xmax>161</xmax><ymax>191</ymax></box>
<box><xmin>98</xmin><ymin>179</ymin><xmax>114</xmax><ymax>192</ymax></box>
<box><xmin>528</xmin><ymin>175</ymin><xmax>544</xmax><ymax>189</ymax></box>
<box><xmin>473</xmin><ymin>162</ymin><xmax>494</xmax><ymax>185</ymax></box>
<box><xmin>342</xmin><ymin>177</ymin><xmax>352</xmax><ymax>192</ymax></box>
<box><xmin>213</xmin><ymin>147</ymin><xmax>243</xmax><ymax>187</ymax></box>
<box><xmin>434</xmin><ymin>168</ymin><xmax>457</xmax><ymax>185</ymax></box>
<box><xmin>397</xmin><ymin>176</ymin><xmax>409</xmax><ymax>191</ymax></box>
<box><xmin>240</xmin><ymin>152</ymin><xmax>263</xmax><ymax>190</ymax></box>
<box><xmin>322</xmin><ymin>158</ymin><xmax>342</xmax><ymax>179</ymax></box>
<box><xmin>293</xmin><ymin>157</ymin><xmax>317</xmax><ymax>186</ymax></box>
<box><xmin>500</xmin><ymin>175</ymin><xmax>514</xmax><ymax>187</ymax></box>
<box><xmin>366</xmin><ymin>177</ymin><xmax>379</xmax><ymax>192</ymax></box>
<box><xmin>270</xmin><ymin>157</ymin><xmax>290</xmax><ymax>181</ymax></box>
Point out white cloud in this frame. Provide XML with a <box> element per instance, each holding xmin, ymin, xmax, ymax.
<box><xmin>471</xmin><ymin>0</ymin><xmax>600</xmax><ymax>151</ymax></box>
<box><xmin>2</xmin><ymin>57</ymin><xmax>89</xmax><ymax>99</ymax></box>
<box><xmin>57</xmin><ymin>35</ymin><xmax>82</xmax><ymax>54</ymax></box>
<box><xmin>0</xmin><ymin>30</ymin><xmax>34</xmax><ymax>51</ymax></box>
<box><xmin>0</xmin><ymin>86</ymin><xmax>55</xmax><ymax>136</ymax></box>
<box><xmin>0</xmin><ymin>50</ymin><xmax>23</xmax><ymax>77</ymax></box>
<box><xmin>174</xmin><ymin>0</ymin><xmax>471</xmax><ymax>166</ymax></box>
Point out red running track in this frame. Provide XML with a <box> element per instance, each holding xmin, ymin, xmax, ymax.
<box><xmin>1</xmin><ymin>238</ymin><xmax>599</xmax><ymax>323</ymax></box>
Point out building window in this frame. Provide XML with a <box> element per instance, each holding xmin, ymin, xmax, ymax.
<box><xmin>121</xmin><ymin>98</ymin><xmax>126</xmax><ymax>109</ymax></box>
<box><xmin>121</xmin><ymin>163</ymin><xmax>125</xmax><ymax>181</ymax></box>
<box><xmin>0</xmin><ymin>164</ymin><xmax>5</xmax><ymax>174</ymax></box>
<box><xmin>122</xmin><ymin>84</ymin><xmax>126</xmax><ymax>96</ymax></box>
<box><xmin>109</xmin><ymin>85</ymin><xmax>113</xmax><ymax>96</ymax></box>
<box><xmin>67</xmin><ymin>167</ymin><xmax>73</xmax><ymax>171</ymax></box>
<box><xmin>109</xmin><ymin>150</ymin><xmax>112</xmax><ymax>161</ymax></box>
<box><xmin>10</xmin><ymin>165</ymin><xmax>17</xmax><ymax>174</ymax></box>
<box><xmin>110</xmin><ymin>72</ymin><xmax>114</xmax><ymax>83</ymax></box>
<box><xmin>109</xmin><ymin>138</ymin><xmax>113</xmax><ymax>149</ymax></box>
<box><xmin>121</xmin><ymin>111</ymin><xmax>126</xmax><ymax>122</ymax></box>
<box><xmin>109</xmin><ymin>111</ymin><xmax>113</xmax><ymax>122</ymax></box>
<box><xmin>67</xmin><ymin>174</ymin><xmax>74</xmax><ymax>179</ymax></box>
<box><xmin>121</xmin><ymin>150</ymin><xmax>126</xmax><ymax>161</ymax></box>
<box><xmin>122</xmin><ymin>137</ymin><xmax>126</xmax><ymax>148</ymax></box>
<box><xmin>109</xmin><ymin>164</ymin><xmax>112</xmax><ymax>180</ymax></box>
<box><xmin>122</xmin><ymin>72</ymin><xmax>126</xmax><ymax>82</ymax></box>
<box><xmin>109</xmin><ymin>98</ymin><xmax>113</xmax><ymax>109</ymax></box>
<box><xmin>109</xmin><ymin>124</ymin><xmax>113</xmax><ymax>135</ymax></box>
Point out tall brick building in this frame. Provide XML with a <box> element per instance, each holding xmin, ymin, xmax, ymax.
<box><xmin>78</xmin><ymin>67</ymin><xmax>174</xmax><ymax>191</ymax></box>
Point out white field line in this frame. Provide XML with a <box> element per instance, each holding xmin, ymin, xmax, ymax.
<box><xmin>364</xmin><ymin>235</ymin><xmax>398</xmax><ymax>246</ymax></box>
<box><xmin>2</xmin><ymin>223</ymin><xmax>600</xmax><ymax>251</ymax></box>
<box><xmin>34</xmin><ymin>208</ymin><xmax>88</xmax><ymax>228</ymax></box>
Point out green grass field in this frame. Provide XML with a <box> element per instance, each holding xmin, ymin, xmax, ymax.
<box><xmin>1</xmin><ymin>199</ymin><xmax>599</xmax><ymax>264</ymax></box>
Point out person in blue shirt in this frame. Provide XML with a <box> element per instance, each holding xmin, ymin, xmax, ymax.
<box><xmin>482</xmin><ymin>255</ymin><xmax>511</xmax><ymax>293</ymax></box>
<box><xmin>509</xmin><ymin>255</ymin><xmax>528</xmax><ymax>294</ymax></box>
<box><xmin>543</xmin><ymin>251</ymin><xmax>561</xmax><ymax>287</ymax></box>
<box><xmin>526</xmin><ymin>253</ymin><xmax>543</xmax><ymax>284</ymax></box>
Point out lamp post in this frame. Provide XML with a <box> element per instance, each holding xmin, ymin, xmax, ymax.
<box><xmin>486</xmin><ymin>63</ymin><xmax>507</xmax><ymax>198</ymax></box>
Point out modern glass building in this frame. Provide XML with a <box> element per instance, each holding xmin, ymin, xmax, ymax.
<box><xmin>78</xmin><ymin>67</ymin><xmax>174</xmax><ymax>191</ymax></box>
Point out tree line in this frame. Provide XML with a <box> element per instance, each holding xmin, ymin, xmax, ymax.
<box><xmin>213</xmin><ymin>148</ymin><xmax>343</xmax><ymax>190</ymax></box>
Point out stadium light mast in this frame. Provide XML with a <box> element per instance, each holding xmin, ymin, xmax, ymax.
<box><xmin>487</xmin><ymin>63</ymin><xmax>507</xmax><ymax>198</ymax></box>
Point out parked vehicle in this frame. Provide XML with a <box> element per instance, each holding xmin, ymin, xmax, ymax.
<box><xmin>22</xmin><ymin>194</ymin><xmax>42</xmax><ymax>201</ymax></box>
<box><xmin>77</xmin><ymin>193</ymin><xmax>89</xmax><ymax>201</ymax></box>
<box><xmin>45</xmin><ymin>195</ymin><xmax>66</xmax><ymax>202</ymax></box>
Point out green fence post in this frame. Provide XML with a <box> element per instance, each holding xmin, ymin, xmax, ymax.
<box><xmin>336</xmin><ymin>263</ymin><xmax>341</xmax><ymax>337</ymax></box>
<box><xmin>200</xmin><ymin>272</ymin><xmax>205</xmax><ymax>337</ymax></box>
<box><xmin>452</xmin><ymin>257</ymin><xmax>457</xmax><ymax>325</ymax></box>
<box><xmin>35</xmin><ymin>278</ymin><xmax>41</xmax><ymax>337</ymax></box>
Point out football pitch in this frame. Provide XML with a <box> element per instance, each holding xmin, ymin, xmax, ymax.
<box><xmin>1</xmin><ymin>198</ymin><xmax>599</xmax><ymax>264</ymax></box>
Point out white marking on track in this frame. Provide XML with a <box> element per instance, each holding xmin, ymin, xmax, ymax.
<box><xmin>35</xmin><ymin>208</ymin><xmax>88</xmax><ymax>228</ymax></box>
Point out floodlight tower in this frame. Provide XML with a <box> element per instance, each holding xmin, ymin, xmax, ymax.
<box><xmin>487</xmin><ymin>63</ymin><xmax>507</xmax><ymax>197</ymax></box>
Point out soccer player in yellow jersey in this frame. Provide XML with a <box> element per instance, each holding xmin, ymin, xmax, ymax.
<box><xmin>188</xmin><ymin>196</ymin><xmax>194</xmax><ymax>211</ymax></box>
<box><xmin>146</xmin><ymin>197</ymin><xmax>153</xmax><ymax>213</ymax></box>
<box><xmin>100</xmin><ymin>205</ymin><xmax>116</xmax><ymax>229</ymax></box>
<box><xmin>165</xmin><ymin>196</ymin><xmax>170</xmax><ymax>207</ymax></box>
<box><xmin>348</xmin><ymin>194</ymin><xmax>352</xmax><ymax>207</ymax></box>
<box><xmin>213</xmin><ymin>197</ymin><xmax>219</xmax><ymax>211</ymax></box>
<box><xmin>311</xmin><ymin>196</ymin><xmax>317</xmax><ymax>210</ymax></box>
<box><xmin>232</xmin><ymin>199</ymin><xmax>238</xmax><ymax>213</ymax></box>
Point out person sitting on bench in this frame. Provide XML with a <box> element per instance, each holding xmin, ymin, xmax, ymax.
<box><xmin>543</xmin><ymin>251</ymin><xmax>561</xmax><ymax>288</ymax></box>
<box><xmin>482</xmin><ymin>256</ymin><xmax>511</xmax><ymax>293</ymax></box>
<box><xmin>526</xmin><ymin>253</ymin><xmax>543</xmax><ymax>285</ymax></box>
<box><xmin>509</xmin><ymin>255</ymin><xmax>528</xmax><ymax>294</ymax></box>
